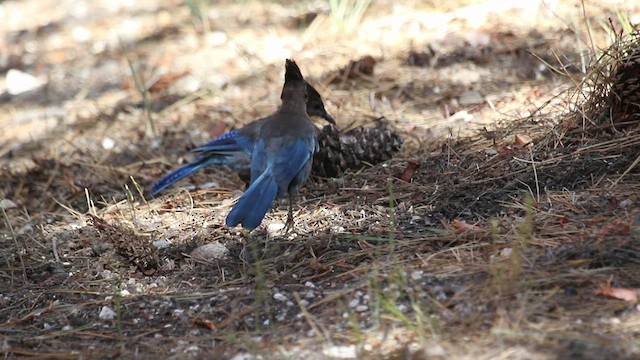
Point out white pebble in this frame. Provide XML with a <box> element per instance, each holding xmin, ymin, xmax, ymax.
<box><xmin>348</xmin><ymin>298</ymin><xmax>360</xmax><ymax>308</ymax></box>
<box><xmin>323</xmin><ymin>345</ymin><xmax>357</xmax><ymax>359</ymax></box>
<box><xmin>98</xmin><ymin>306</ymin><xmax>116</xmax><ymax>320</ymax></box>
<box><xmin>410</xmin><ymin>270</ymin><xmax>424</xmax><ymax>280</ymax></box>
<box><xmin>267</xmin><ymin>223</ymin><xmax>286</xmax><ymax>238</ymax></box>
<box><xmin>102</xmin><ymin>137</ymin><xmax>115</xmax><ymax>150</ymax></box>
<box><xmin>273</xmin><ymin>293</ymin><xmax>287</xmax><ymax>302</ymax></box>
<box><xmin>153</xmin><ymin>239</ymin><xmax>172</xmax><ymax>249</ymax></box>
<box><xmin>6</xmin><ymin>69</ymin><xmax>45</xmax><ymax>95</ymax></box>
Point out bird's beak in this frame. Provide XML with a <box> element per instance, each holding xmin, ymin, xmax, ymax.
<box><xmin>321</xmin><ymin>112</ymin><xmax>336</xmax><ymax>125</ymax></box>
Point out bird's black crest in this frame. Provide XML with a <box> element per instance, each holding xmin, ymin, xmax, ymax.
<box><xmin>285</xmin><ymin>59</ymin><xmax>304</xmax><ymax>82</ymax></box>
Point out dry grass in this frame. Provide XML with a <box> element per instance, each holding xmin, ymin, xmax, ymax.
<box><xmin>2</xmin><ymin>0</ymin><xmax>640</xmax><ymax>359</ymax></box>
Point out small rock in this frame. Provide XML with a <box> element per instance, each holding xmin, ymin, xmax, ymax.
<box><xmin>190</xmin><ymin>242</ymin><xmax>229</xmax><ymax>262</ymax></box>
<box><xmin>231</xmin><ymin>353</ymin><xmax>261</xmax><ymax>360</ymax></box>
<box><xmin>410</xmin><ymin>270</ymin><xmax>424</xmax><ymax>280</ymax></box>
<box><xmin>355</xmin><ymin>305</ymin><xmax>368</xmax><ymax>312</ymax></box>
<box><xmin>322</xmin><ymin>345</ymin><xmax>357</xmax><ymax>359</ymax></box>
<box><xmin>267</xmin><ymin>223</ymin><xmax>286</xmax><ymax>238</ymax></box>
<box><xmin>423</xmin><ymin>340</ymin><xmax>447</xmax><ymax>357</ymax></box>
<box><xmin>17</xmin><ymin>224</ymin><xmax>33</xmax><ymax>234</ymax></box>
<box><xmin>348</xmin><ymin>298</ymin><xmax>360</xmax><ymax>308</ymax></box>
<box><xmin>5</xmin><ymin>69</ymin><xmax>45</xmax><ymax>95</ymax></box>
<box><xmin>273</xmin><ymin>293</ymin><xmax>287</xmax><ymax>302</ymax></box>
<box><xmin>184</xmin><ymin>345</ymin><xmax>200</xmax><ymax>353</ymax></box>
<box><xmin>0</xmin><ymin>199</ymin><xmax>17</xmax><ymax>210</ymax></box>
<box><xmin>102</xmin><ymin>137</ymin><xmax>115</xmax><ymax>150</ymax></box>
<box><xmin>458</xmin><ymin>90</ymin><xmax>484</xmax><ymax>105</ymax></box>
<box><xmin>619</xmin><ymin>199</ymin><xmax>633</xmax><ymax>208</ymax></box>
<box><xmin>153</xmin><ymin>239</ymin><xmax>172</xmax><ymax>249</ymax></box>
<box><xmin>446</xmin><ymin>110</ymin><xmax>473</xmax><ymax>123</ymax></box>
<box><xmin>99</xmin><ymin>306</ymin><xmax>116</xmax><ymax>320</ymax></box>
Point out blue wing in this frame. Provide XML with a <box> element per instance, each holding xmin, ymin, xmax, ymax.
<box><xmin>272</xmin><ymin>137</ymin><xmax>316</xmax><ymax>196</ymax></box>
<box><xmin>191</xmin><ymin>130</ymin><xmax>254</xmax><ymax>155</ymax></box>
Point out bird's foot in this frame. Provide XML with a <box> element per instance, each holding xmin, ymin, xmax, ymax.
<box><xmin>284</xmin><ymin>216</ymin><xmax>296</xmax><ymax>235</ymax></box>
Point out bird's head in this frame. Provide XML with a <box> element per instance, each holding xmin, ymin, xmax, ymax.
<box><xmin>305</xmin><ymin>82</ymin><xmax>336</xmax><ymax>125</ymax></box>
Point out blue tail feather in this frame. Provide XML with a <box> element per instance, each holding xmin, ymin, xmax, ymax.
<box><xmin>151</xmin><ymin>153</ymin><xmax>232</xmax><ymax>195</ymax></box>
<box><xmin>226</xmin><ymin>170</ymin><xmax>278</xmax><ymax>230</ymax></box>
<box><xmin>151</xmin><ymin>162</ymin><xmax>209</xmax><ymax>195</ymax></box>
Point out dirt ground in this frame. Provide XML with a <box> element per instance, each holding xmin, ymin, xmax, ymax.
<box><xmin>2</xmin><ymin>0</ymin><xmax>640</xmax><ymax>359</ymax></box>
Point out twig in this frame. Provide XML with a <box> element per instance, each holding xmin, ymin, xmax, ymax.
<box><xmin>611</xmin><ymin>152</ymin><xmax>640</xmax><ymax>187</ymax></box>
<box><xmin>51</xmin><ymin>236</ymin><xmax>61</xmax><ymax>263</ymax></box>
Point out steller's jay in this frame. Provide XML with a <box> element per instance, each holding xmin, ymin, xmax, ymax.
<box><xmin>226</xmin><ymin>59</ymin><xmax>318</xmax><ymax>230</ymax></box>
<box><xmin>151</xmin><ymin>82</ymin><xmax>334</xmax><ymax>195</ymax></box>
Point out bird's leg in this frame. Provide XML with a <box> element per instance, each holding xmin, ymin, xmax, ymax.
<box><xmin>284</xmin><ymin>192</ymin><xmax>295</xmax><ymax>234</ymax></box>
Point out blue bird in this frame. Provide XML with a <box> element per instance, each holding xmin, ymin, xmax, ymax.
<box><xmin>226</xmin><ymin>59</ymin><xmax>318</xmax><ymax>230</ymax></box>
<box><xmin>151</xmin><ymin>82</ymin><xmax>334</xmax><ymax>196</ymax></box>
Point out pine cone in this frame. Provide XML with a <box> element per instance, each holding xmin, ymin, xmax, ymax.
<box><xmin>609</xmin><ymin>43</ymin><xmax>640</xmax><ymax>127</ymax></box>
<box><xmin>312</xmin><ymin>122</ymin><xmax>403</xmax><ymax>178</ymax></box>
